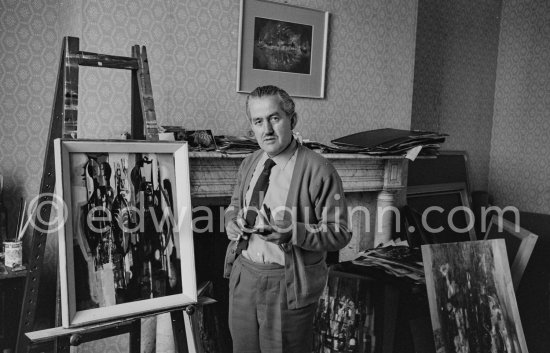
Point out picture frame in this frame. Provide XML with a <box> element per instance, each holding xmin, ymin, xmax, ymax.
<box><xmin>54</xmin><ymin>139</ymin><xmax>196</xmax><ymax>327</ymax></box>
<box><xmin>422</xmin><ymin>240</ymin><xmax>528</xmax><ymax>353</ymax></box>
<box><xmin>236</xmin><ymin>0</ymin><xmax>329</xmax><ymax>98</ymax></box>
<box><xmin>408</xmin><ymin>150</ymin><xmax>472</xmax><ymax>195</ymax></box>
<box><xmin>484</xmin><ymin>215</ymin><xmax>538</xmax><ymax>290</ymax></box>
<box><xmin>407</xmin><ymin>182</ymin><xmax>476</xmax><ymax>243</ymax></box>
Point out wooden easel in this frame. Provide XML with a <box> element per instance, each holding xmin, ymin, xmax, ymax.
<box><xmin>15</xmin><ymin>36</ymin><xmax>202</xmax><ymax>353</ymax></box>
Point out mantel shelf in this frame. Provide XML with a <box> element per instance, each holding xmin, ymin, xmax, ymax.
<box><xmin>188</xmin><ymin>151</ymin><xmax>405</xmax><ymax>160</ymax></box>
<box><xmin>188</xmin><ymin>151</ymin><xmax>407</xmax><ymax>198</ymax></box>
<box><xmin>188</xmin><ymin>150</ymin><xmax>407</xmax><ymax>258</ymax></box>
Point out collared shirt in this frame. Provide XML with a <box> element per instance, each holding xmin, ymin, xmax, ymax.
<box><xmin>242</xmin><ymin>139</ymin><xmax>298</xmax><ymax>265</ymax></box>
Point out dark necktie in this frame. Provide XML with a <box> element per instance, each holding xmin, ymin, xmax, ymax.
<box><xmin>236</xmin><ymin>158</ymin><xmax>276</xmax><ymax>254</ymax></box>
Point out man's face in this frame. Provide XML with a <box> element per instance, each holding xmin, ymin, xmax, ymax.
<box><xmin>248</xmin><ymin>95</ymin><xmax>295</xmax><ymax>157</ymax></box>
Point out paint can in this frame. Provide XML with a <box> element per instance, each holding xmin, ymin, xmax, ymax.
<box><xmin>4</xmin><ymin>241</ymin><xmax>22</xmax><ymax>268</ymax></box>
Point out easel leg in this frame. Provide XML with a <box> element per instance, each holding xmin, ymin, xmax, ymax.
<box><xmin>129</xmin><ymin>319</ymin><xmax>141</xmax><ymax>353</ymax></box>
<box><xmin>183</xmin><ymin>311</ymin><xmax>198</xmax><ymax>353</ymax></box>
<box><xmin>55</xmin><ymin>336</ymin><xmax>70</xmax><ymax>353</ymax></box>
<box><xmin>170</xmin><ymin>311</ymin><xmax>189</xmax><ymax>353</ymax></box>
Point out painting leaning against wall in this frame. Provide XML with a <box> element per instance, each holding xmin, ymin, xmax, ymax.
<box><xmin>422</xmin><ymin>240</ymin><xmax>528</xmax><ymax>353</ymax></box>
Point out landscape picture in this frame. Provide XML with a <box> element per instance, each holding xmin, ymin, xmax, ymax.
<box><xmin>253</xmin><ymin>17</ymin><xmax>312</xmax><ymax>74</ymax></box>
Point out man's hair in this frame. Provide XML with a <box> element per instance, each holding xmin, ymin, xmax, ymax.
<box><xmin>245</xmin><ymin>85</ymin><xmax>297</xmax><ymax>121</ymax></box>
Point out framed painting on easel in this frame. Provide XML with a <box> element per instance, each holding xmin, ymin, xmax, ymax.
<box><xmin>54</xmin><ymin>139</ymin><xmax>196</xmax><ymax>328</ymax></box>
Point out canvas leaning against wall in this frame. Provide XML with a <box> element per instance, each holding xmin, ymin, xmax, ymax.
<box><xmin>422</xmin><ymin>240</ymin><xmax>528</xmax><ymax>353</ymax></box>
<box><xmin>312</xmin><ymin>270</ymin><xmax>376</xmax><ymax>353</ymax></box>
<box><xmin>54</xmin><ymin>139</ymin><xmax>196</xmax><ymax>328</ymax></box>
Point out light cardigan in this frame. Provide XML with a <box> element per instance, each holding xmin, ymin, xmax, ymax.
<box><xmin>224</xmin><ymin>144</ymin><xmax>351</xmax><ymax>309</ymax></box>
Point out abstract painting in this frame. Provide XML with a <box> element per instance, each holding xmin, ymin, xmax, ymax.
<box><xmin>312</xmin><ymin>270</ymin><xmax>375</xmax><ymax>353</ymax></box>
<box><xmin>253</xmin><ymin>17</ymin><xmax>312</xmax><ymax>74</ymax></box>
<box><xmin>55</xmin><ymin>139</ymin><xmax>196</xmax><ymax>327</ymax></box>
<box><xmin>422</xmin><ymin>240</ymin><xmax>528</xmax><ymax>353</ymax></box>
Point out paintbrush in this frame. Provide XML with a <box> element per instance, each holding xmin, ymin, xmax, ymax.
<box><xmin>14</xmin><ymin>198</ymin><xmax>23</xmax><ymax>241</ymax></box>
<box><xmin>16</xmin><ymin>199</ymin><xmax>26</xmax><ymax>241</ymax></box>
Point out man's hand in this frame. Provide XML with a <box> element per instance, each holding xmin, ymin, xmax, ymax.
<box><xmin>254</xmin><ymin>219</ymin><xmax>293</xmax><ymax>245</ymax></box>
<box><xmin>226</xmin><ymin>217</ymin><xmax>248</xmax><ymax>242</ymax></box>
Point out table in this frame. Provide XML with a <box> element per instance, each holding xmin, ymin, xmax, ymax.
<box><xmin>333</xmin><ymin>262</ymin><xmax>434</xmax><ymax>353</ymax></box>
<box><xmin>0</xmin><ymin>264</ymin><xmax>27</xmax><ymax>351</ymax></box>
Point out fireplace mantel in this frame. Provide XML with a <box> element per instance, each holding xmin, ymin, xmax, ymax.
<box><xmin>188</xmin><ymin>151</ymin><xmax>407</xmax><ymax>260</ymax></box>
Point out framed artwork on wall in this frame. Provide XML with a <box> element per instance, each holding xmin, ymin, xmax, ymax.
<box><xmin>54</xmin><ymin>139</ymin><xmax>196</xmax><ymax>327</ymax></box>
<box><xmin>236</xmin><ymin>0</ymin><xmax>329</xmax><ymax>98</ymax></box>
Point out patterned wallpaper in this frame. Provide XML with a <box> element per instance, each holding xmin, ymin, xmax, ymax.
<box><xmin>59</xmin><ymin>0</ymin><xmax>419</xmax><ymax>142</ymax></box>
<box><xmin>411</xmin><ymin>0</ymin><xmax>502</xmax><ymax>192</ymax></box>
<box><xmin>490</xmin><ymin>0</ymin><xmax>550</xmax><ymax>213</ymax></box>
<box><xmin>0</xmin><ymin>0</ymin><xmax>62</xmax><ymax>332</ymax></box>
<box><xmin>0</xmin><ymin>0</ymin><xmax>60</xmax><ymax>234</ymax></box>
<box><xmin>0</xmin><ymin>0</ymin><xmax>418</xmax><ymax>216</ymax></box>
<box><xmin>0</xmin><ymin>0</ymin><xmax>419</xmax><ymax>350</ymax></box>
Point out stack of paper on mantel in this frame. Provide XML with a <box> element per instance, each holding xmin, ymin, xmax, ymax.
<box><xmin>306</xmin><ymin>128</ymin><xmax>448</xmax><ymax>157</ymax></box>
<box><xmin>215</xmin><ymin>135</ymin><xmax>260</xmax><ymax>154</ymax></box>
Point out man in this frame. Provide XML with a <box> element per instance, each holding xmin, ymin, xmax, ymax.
<box><xmin>224</xmin><ymin>85</ymin><xmax>351</xmax><ymax>352</ymax></box>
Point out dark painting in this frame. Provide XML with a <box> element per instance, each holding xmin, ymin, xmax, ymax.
<box><xmin>407</xmin><ymin>192</ymin><xmax>472</xmax><ymax>243</ymax></box>
<box><xmin>253</xmin><ymin>17</ymin><xmax>312</xmax><ymax>74</ymax></box>
<box><xmin>70</xmin><ymin>152</ymin><xmax>182</xmax><ymax>310</ymax></box>
<box><xmin>312</xmin><ymin>271</ymin><xmax>375</xmax><ymax>353</ymax></box>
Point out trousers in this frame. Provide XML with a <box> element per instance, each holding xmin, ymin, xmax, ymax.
<box><xmin>228</xmin><ymin>256</ymin><xmax>317</xmax><ymax>353</ymax></box>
